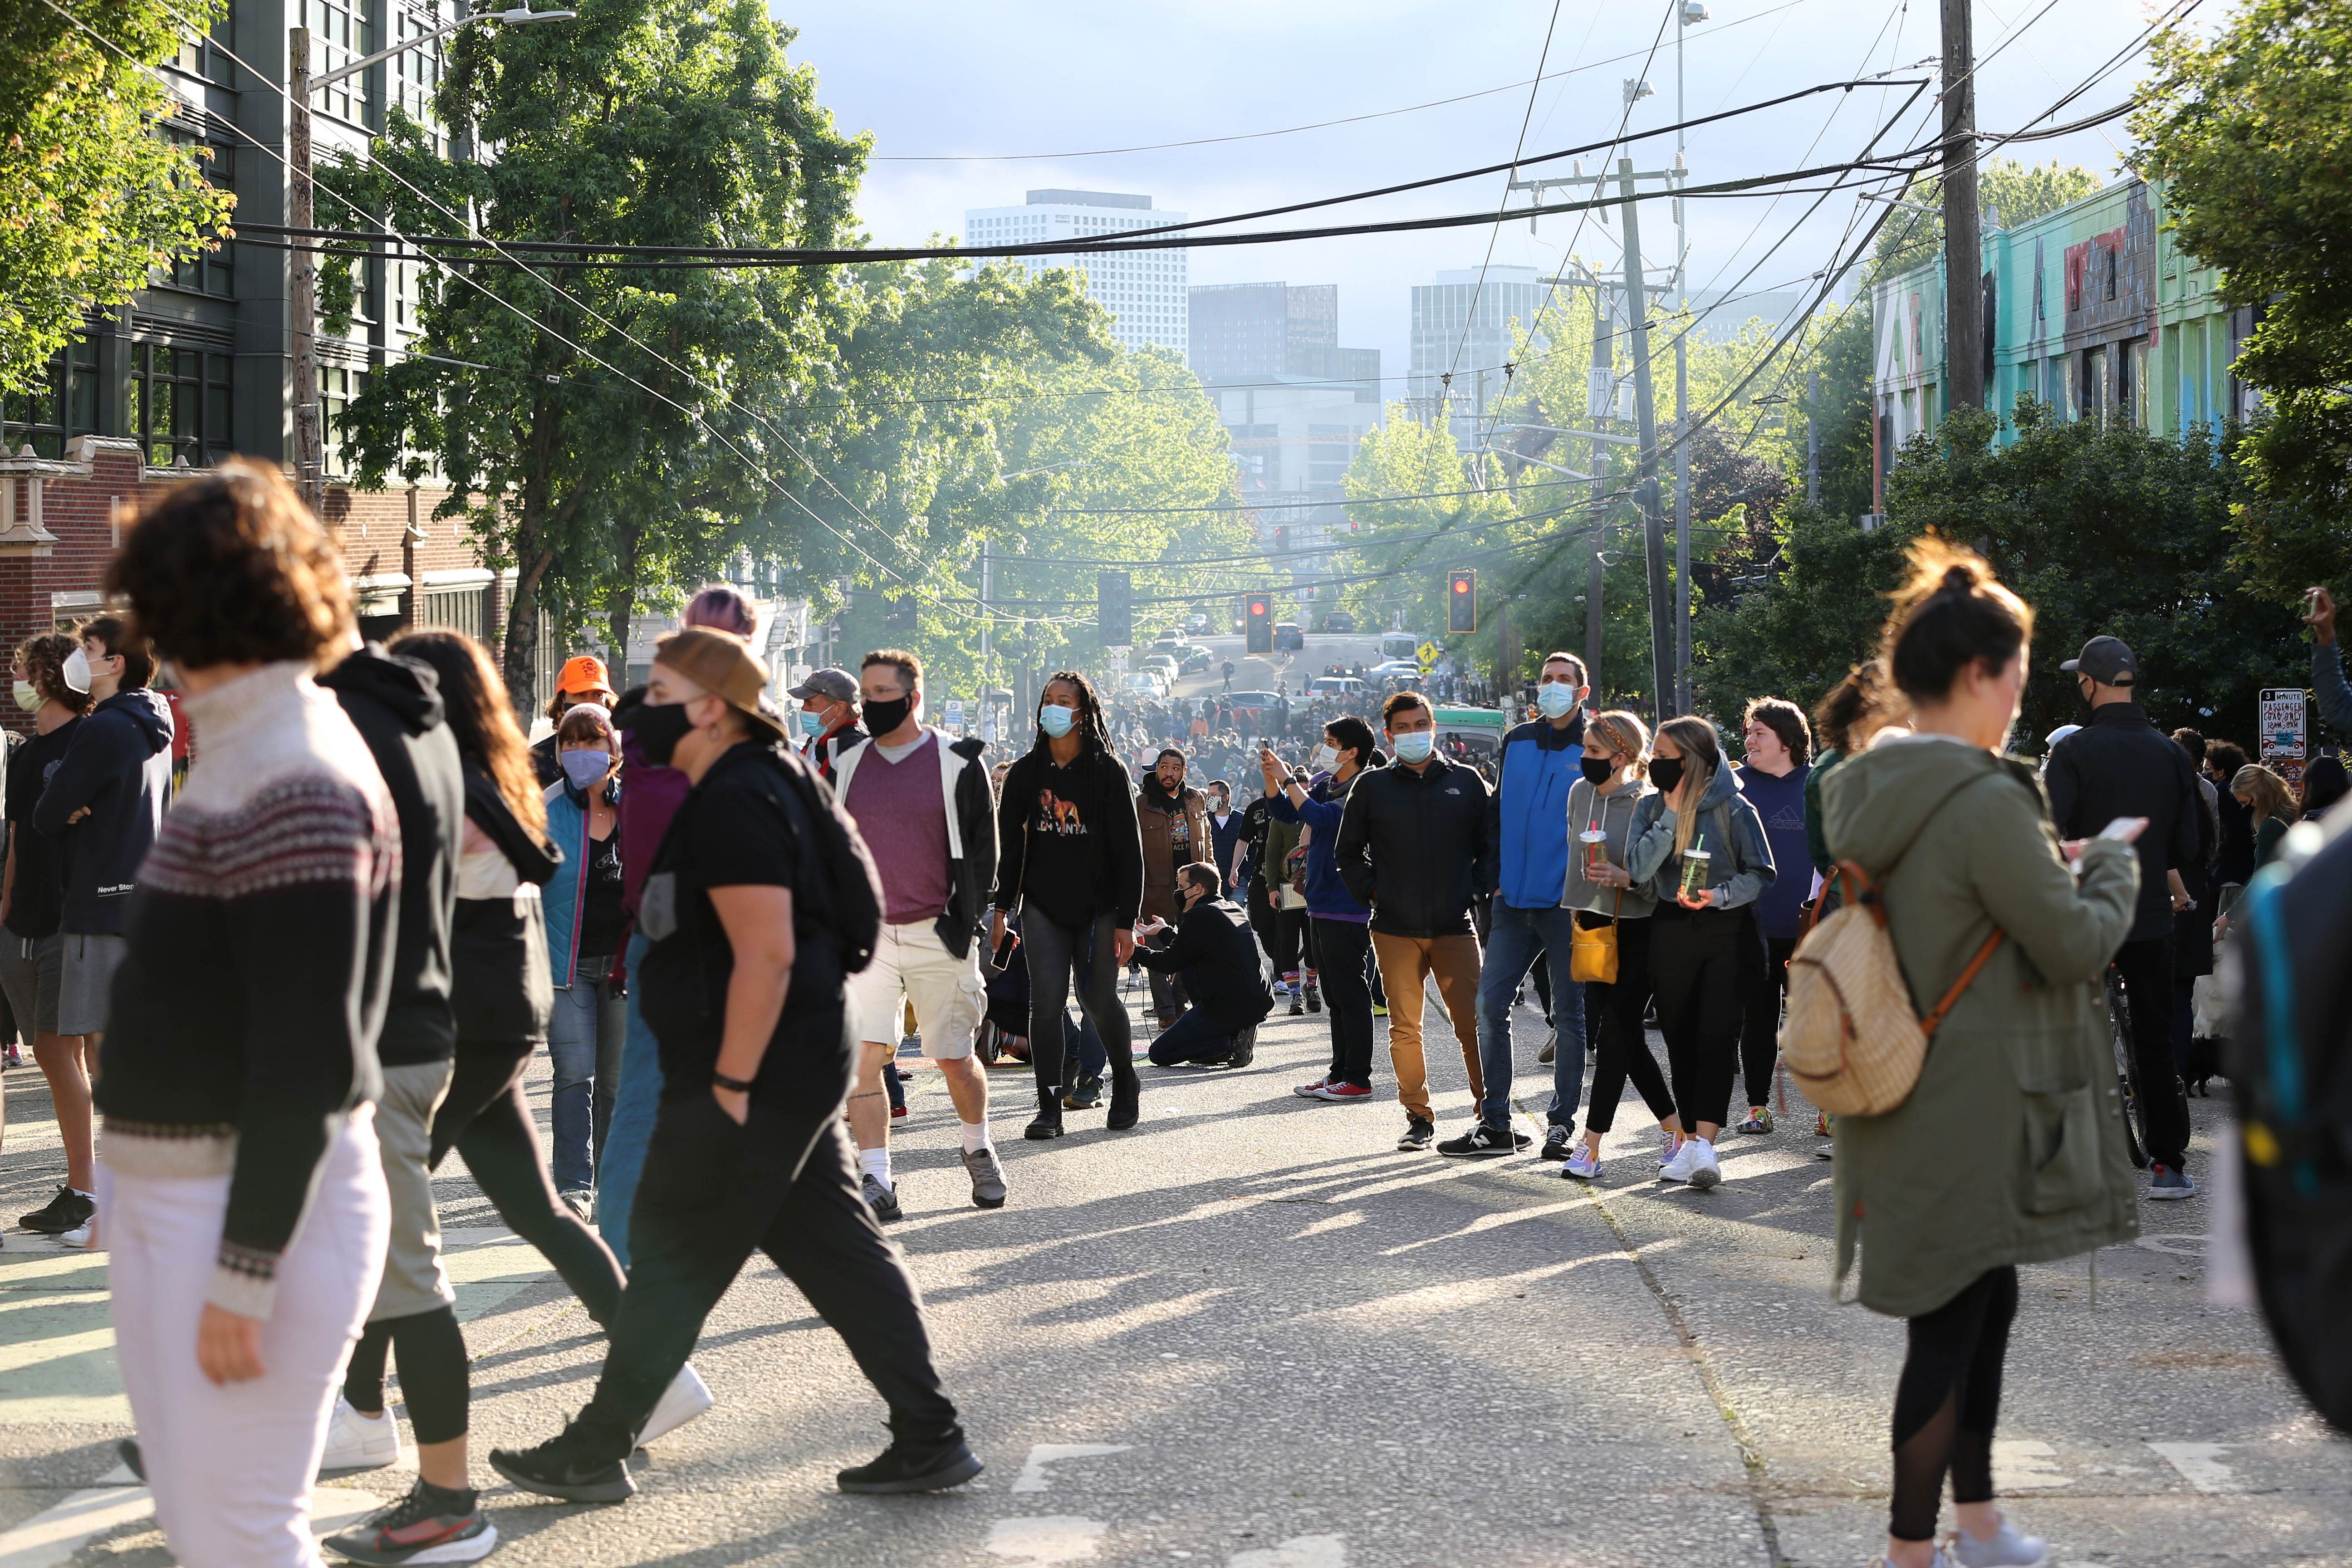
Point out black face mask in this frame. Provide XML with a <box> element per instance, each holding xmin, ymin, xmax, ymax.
<box><xmin>1648</xmin><ymin>755</ymin><xmax>1686</xmax><ymax>794</ymax></box>
<box><xmin>1580</xmin><ymin>756</ymin><xmax>1615</xmax><ymax>786</ymax></box>
<box><xmin>619</xmin><ymin>700</ymin><xmax>694</xmax><ymax>768</ymax></box>
<box><xmin>862</xmin><ymin>694</ymin><xmax>914</xmax><ymax>738</ymax></box>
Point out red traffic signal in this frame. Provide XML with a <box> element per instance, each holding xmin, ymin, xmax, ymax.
<box><xmin>1447</xmin><ymin>569</ymin><xmax>1477</xmax><ymax>633</ymax></box>
<box><xmin>1246</xmin><ymin>595</ymin><xmax>1274</xmax><ymax>655</ymax></box>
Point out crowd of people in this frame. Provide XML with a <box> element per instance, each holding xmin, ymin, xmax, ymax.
<box><xmin>0</xmin><ymin>462</ymin><xmax>2316</xmax><ymax>1568</ymax></box>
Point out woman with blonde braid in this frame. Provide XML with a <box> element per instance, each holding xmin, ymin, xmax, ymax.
<box><xmin>1624</xmin><ymin>716</ymin><xmax>1776</xmax><ymax>1189</ymax></box>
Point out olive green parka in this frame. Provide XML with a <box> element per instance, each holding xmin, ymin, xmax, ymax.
<box><xmin>1819</xmin><ymin>734</ymin><xmax>2141</xmax><ymax>1318</ymax></box>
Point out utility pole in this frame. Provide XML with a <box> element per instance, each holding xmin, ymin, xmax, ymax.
<box><xmin>979</xmin><ymin>538</ymin><xmax>992</xmax><ymax>696</ymax></box>
<box><xmin>1617</xmin><ymin>157</ymin><xmax>1673</xmax><ymax>729</ymax></box>
<box><xmin>1587</xmin><ymin>271</ymin><xmax>1611</xmax><ymax>693</ymax></box>
<box><xmin>1673</xmin><ymin>0</ymin><xmax>1702</xmax><ymax>715</ymax></box>
<box><xmin>288</xmin><ymin>28</ymin><xmax>322</xmax><ymax>518</ymax></box>
<box><xmin>1806</xmin><ymin>368</ymin><xmax>1821</xmax><ymax>505</ymax></box>
<box><xmin>1941</xmin><ymin>0</ymin><xmax>1983</xmax><ymax>410</ymax></box>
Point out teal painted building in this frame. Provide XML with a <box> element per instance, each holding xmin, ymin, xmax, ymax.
<box><xmin>1871</xmin><ymin>177</ymin><xmax>2254</xmax><ymax>509</ymax></box>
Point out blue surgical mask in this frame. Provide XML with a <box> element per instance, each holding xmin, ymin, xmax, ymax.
<box><xmin>1039</xmin><ymin>704</ymin><xmax>1076</xmax><ymax>738</ymax></box>
<box><xmin>1537</xmin><ymin>682</ymin><xmax>1579</xmax><ymax>719</ymax></box>
<box><xmin>800</xmin><ymin>710</ymin><xmax>825</xmax><ymax>736</ymax></box>
<box><xmin>560</xmin><ymin>749</ymin><xmax>612</xmax><ymax>792</ymax></box>
<box><xmin>1392</xmin><ymin>730</ymin><xmax>1435</xmax><ymax>764</ymax></box>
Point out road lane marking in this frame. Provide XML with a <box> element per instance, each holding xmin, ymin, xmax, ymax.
<box><xmin>985</xmin><ymin>1516</ymin><xmax>1108</xmax><ymax>1563</ymax></box>
<box><xmin>1991</xmin><ymin>1440</ymin><xmax>2073</xmax><ymax>1490</ymax></box>
<box><xmin>2148</xmin><ymin>1441</ymin><xmax>2245</xmax><ymax>1493</ymax></box>
<box><xmin>1230</xmin><ymin>1535</ymin><xmax>1346</xmax><ymax>1568</ymax></box>
<box><xmin>0</xmin><ymin>1485</ymin><xmax>382</xmax><ymax>1568</ymax></box>
<box><xmin>1010</xmin><ymin>1444</ymin><xmax>1131</xmax><ymax>1494</ymax></box>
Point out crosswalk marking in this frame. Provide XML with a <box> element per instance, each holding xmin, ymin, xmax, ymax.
<box><xmin>2148</xmin><ymin>1441</ymin><xmax>2245</xmax><ymax>1494</ymax></box>
<box><xmin>1010</xmin><ymin>1444</ymin><xmax>1130</xmax><ymax>1494</ymax></box>
<box><xmin>1991</xmin><ymin>1440</ymin><xmax>2073</xmax><ymax>1491</ymax></box>
<box><xmin>0</xmin><ymin>1484</ymin><xmax>382</xmax><ymax>1568</ymax></box>
<box><xmin>985</xmin><ymin>1516</ymin><xmax>1107</xmax><ymax>1564</ymax></box>
<box><xmin>1230</xmin><ymin>1536</ymin><xmax>1346</xmax><ymax>1568</ymax></box>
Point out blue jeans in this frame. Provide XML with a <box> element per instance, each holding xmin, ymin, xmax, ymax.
<box><xmin>1475</xmin><ymin>903</ymin><xmax>1588</xmax><ymax>1129</ymax></box>
<box><xmin>547</xmin><ymin>957</ymin><xmax>625</xmax><ymax>1193</ymax></box>
<box><xmin>1147</xmin><ymin>1008</ymin><xmax>1243</xmax><ymax>1066</ymax></box>
<box><xmin>596</xmin><ymin>931</ymin><xmax>666</xmax><ymax>1269</ymax></box>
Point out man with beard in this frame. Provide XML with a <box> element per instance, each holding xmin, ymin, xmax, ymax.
<box><xmin>1135</xmin><ymin>749</ymin><xmax>1209</xmax><ymax>1033</ymax></box>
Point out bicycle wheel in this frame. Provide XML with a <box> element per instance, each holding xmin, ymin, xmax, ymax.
<box><xmin>2106</xmin><ymin>970</ymin><xmax>2151</xmax><ymax>1169</ymax></box>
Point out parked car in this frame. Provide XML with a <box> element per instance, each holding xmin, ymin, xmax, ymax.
<box><xmin>1176</xmin><ymin>645</ymin><xmax>1213</xmax><ymax>675</ymax></box>
<box><xmin>1369</xmin><ymin>657</ymin><xmax>1422</xmax><ymax>681</ymax></box>
<box><xmin>1320</xmin><ymin>609</ymin><xmax>1357</xmax><ymax>634</ymax></box>
<box><xmin>1308</xmin><ymin>676</ymin><xmax>1364</xmax><ymax>699</ymax></box>
<box><xmin>1139</xmin><ymin>654</ymin><xmax>1181</xmax><ymax>682</ymax></box>
<box><xmin>1273</xmin><ymin>621</ymin><xmax>1305</xmax><ymax>651</ymax></box>
<box><xmin>1183</xmin><ymin>612</ymin><xmax>1211</xmax><ymax>633</ymax></box>
<box><xmin>1121</xmin><ymin>670</ymin><xmax>1171</xmax><ymax>698</ymax></box>
<box><xmin>1226</xmin><ymin>690</ymin><xmax>1283</xmax><ymax>714</ymax></box>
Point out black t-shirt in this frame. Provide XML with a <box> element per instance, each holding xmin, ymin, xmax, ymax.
<box><xmin>639</xmin><ymin>743</ymin><xmax>845</xmax><ymax>1101</ymax></box>
<box><xmin>577</xmin><ymin>822</ymin><xmax>626</xmax><ymax>957</ymax></box>
<box><xmin>5</xmin><ymin>719</ymin><xmax>81</xmax><ymax>939</ymax></box>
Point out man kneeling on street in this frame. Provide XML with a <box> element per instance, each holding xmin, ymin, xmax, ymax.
<box><xmin>1141</xmin><ymin>863</ymin><xmax>1274</xmax><ymax>1070</ymax></box>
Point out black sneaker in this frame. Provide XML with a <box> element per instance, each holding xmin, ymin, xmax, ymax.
<box><xmin>1396</xmin><ymin>1117</ymin><xmax>1435</xmax><ymax>1152</ymax></box>
<box><xmin>117</xmin><ymin>1438</ymin><xmax>144</xmax><ymax>1481</ymax></box>
<box><xmin>20</xmin><ymin>1186</ymin><xmax>93</xmax><ymax>1235</ymax></box>
<box><xmin>1437</xmin><ymin>1122</ymin><xmax>1526</xmax><ymax>1158</ymax></box>
<box><xmin>837</xmin><ymin>1435</ymin><xmax>984</xmax><ymax>1494</ymax></box>
<box><xmin>861</xmin><ymin>1173</ymin><xmax>903</xmax><ymax>1224</ymax></box>
<box><xmin>1063</xmin><ymin>1074</ymin><xmax>1104</xmax><ymax>1110</ymax></box>
<box><xmin>1224</xmin><ymin>1028</ymin><xmax>1256</xmax><ymax>1070</ymax></box>
<box><xmin>1106</xmin><ymin>1070</ymin><xmax>1139</xmax><ymax>1131</ymax></box>
<box><xmin>323</xmin><ymin>1478</ymin><xmax>498</xmax><ymax>1563</ymax></box>
<box><xmin>1539</xmin><ymin>1125</ymin><xmax>1574</xmax><ymax>1161</ymax></box>
<box><xmin>1304</xmin><ymin>984</ymin><xmax>1322</xmax><ymax>1014</ymax></box>
<box><xmin>489</xmin><ymin>1421</ymin><xmax>635</xmax><ymax>1504</ymax></box>
<box><xmin>1288</xmin><ymin>996</ymin><xmax>1305</xmax><ymax>1017</ymax></box>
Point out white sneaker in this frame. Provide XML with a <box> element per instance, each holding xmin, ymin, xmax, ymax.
<box><xmin>638</xmin><ymin>1362</ymin><xmax>715</xmax><ymax>1446</ymax></box>
<box><xmin>1684</xmin><ymin>1138</ymin><xmax>1722</xmax><ymax>1191</ymax></box>
<box><xmin>1952</xmin><ymin>1511</ymin><xmax>2049</xmax><ymax>1567</ymax></box>
<box><xmin>1563</xmin><ymin>1145</ymin><xmax>1602</xmax><ymax>1180</ymax></box>
<box><xmin>1659</xmin><ymin>1141</ymin><xmax>1697</xmax><ymax>1183</ymax></box>
<box><xmin>318</xmin><ymin>1396</ymin><xmax>406</xmax><ymax>1474</ymax></box>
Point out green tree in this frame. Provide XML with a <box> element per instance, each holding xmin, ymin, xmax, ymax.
<box><xmin>1871</xmin><ymin>157</ymin><xmax>2107</xmax><ymax>281</ymax></box>
<box><xmin>2132</xmin><ymin>0</ymin><xmax>2352</xmax><ymax>607</ymax></box>
<box><xmin>0</xmin><ymin>0</ymin><xmax>234</xmax><ymax>394</ymax></box>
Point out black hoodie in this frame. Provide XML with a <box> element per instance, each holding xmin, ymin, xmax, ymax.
<box><xmin>320</xmin><ymin>646</ymin><xmax>465</xmax><ymax>1067</ymax></box>
<box><xmin>32</xmin><ymin>687</ymin><xmax>174</xmax><ymax>935</ymax></box>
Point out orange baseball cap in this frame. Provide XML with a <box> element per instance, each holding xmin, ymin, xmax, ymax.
<box><xmin>557</xmin><ymin>655</ymin><xmax>615</xmax><ymax>696</ymax></box>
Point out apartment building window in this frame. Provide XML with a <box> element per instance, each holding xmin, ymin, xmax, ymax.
<box><xmin>309</xmin><ymin>0</ymin><xmax>373</xmax><ymax>123</ymax></box>
<box><xmin>163</xmin><ymin>130</ymin><xmax>235</xmax><ymax>297</ymax></box>
<box><xmin>321</xmin><ymin>363</ymin><xmax>367</xmax><ymax>475</ymax></box>
<box><xmin>0</xmin><ymin>334</ymin><xmax>101</xmax><ymax>459</ymax></box>
<box><xmin>130</xmin><ymin>343</ymin><xmax>234</xmax><ymax>467</ymax></box>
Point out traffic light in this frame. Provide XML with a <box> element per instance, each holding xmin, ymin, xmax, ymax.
<box><xmin>1448</xmin><ymin>569</ymin><xmax>1477</xmax><ymax>634</ymax></box>
<box><xmin>1246</xmin><ymin>594</ymin><xmax>1273</xmax><ymax>655</ymax></box>
<box><xmin>1097</xmin><ymin>569</ymin><xmax>1132</xmax><ymax>647</ymax></box>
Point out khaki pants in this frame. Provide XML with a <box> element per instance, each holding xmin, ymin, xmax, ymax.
<box><xmin>1371</xmin><ymin>931</ymin><xmax>1484</xmax><ymax>1122</ymax></box>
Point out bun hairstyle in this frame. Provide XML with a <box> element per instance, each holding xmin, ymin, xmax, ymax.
<box><xmin>1881</xmin><ymin>538</ymin><xmax>2034</xmax><ymax>701</ymax></box>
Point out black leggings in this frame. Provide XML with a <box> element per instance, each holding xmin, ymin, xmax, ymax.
<box><xmin>1583</xmin><ymin>916</ymin><xmax>1676</xmax><ymax>1134</ymax></box>
<box><xmin>343</xmin><ymin>1305</ymin><xmax>470</xmax><ymax>1444</ymax></box>
<box><xmin>1738</xmin><ymin>921</ymin><xmax>1797</xmax><ymax>1110</ymax></box>
<box><xmin>430</xmin><ymin>1039</ymin><xmax>628</xmax><ymax>1325</ymax></box>
<box><xmin>1891</xmin><ymin>1265</ymin><xmax>2019</xmax><ymax>1541</ymax></box>
<box><xmin>1651</xmin><ymin>906</ymin><xmax>1744</xmax><ymax>1132</ymax></box>
<box><xmin>1021</xmin><ymin>911</ymin><xmax>1134</xmax><ymax>1098</ymax></box>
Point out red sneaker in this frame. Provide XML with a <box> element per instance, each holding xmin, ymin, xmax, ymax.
<box><xmin>1291</xmin><ymin>1076</ymin><xmax>1330</xmax><ymax>1099</ymax></box>
<box><xmin>1308</xmin><ymin>1080</ymin><xmax>1372</xmax><ymax>1102</ymax></box>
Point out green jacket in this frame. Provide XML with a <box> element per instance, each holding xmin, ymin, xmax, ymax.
<box><xmin>1819</xmin><ymin>736</ymin><xmax>2142</xmax><ymax>1318</ymax></box>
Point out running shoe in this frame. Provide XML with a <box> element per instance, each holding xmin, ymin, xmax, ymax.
<box><xmin>1396</xmin><ymin>1117</ymin><xmax>1435</xmax><ymax>1152</ymax></box>
<box><xmin>559</xmin><ymin>1188</ymin><xmax>594</xmax><ymax>1222</ymax></box>
<box><xmin>1736</xmin><ymin>1109</ymin><xmax>1774</xmax><ymax>1135</ymax></box>
<box><xmin>2147</xmin><ymin>1164</ymin><xmax>2198</xmax><ymax>1200</ymax></box>
<box><xmin>1225</xmin><ymin>1029</ymin><xmax>1257</xmax><ymax>1069</ymax></box>
<box><xmin>1371</xmin><ymin>1000</ymin><xmax>1389</xmax><ymax>1017</ymax></box>
<box><xmin>1063</xmin><ymin>1074</ymin><xmax>1104</xmax><ymax>1110</ymax></box>
<box><xmin>19</xmin><ymin>1186</ymin><xmax>93</xmax><ymax>1235</ymax></box>
<box><xmin>861</xmin><ymin>1172</ymin><xmax>903</xmax><ymax>1224</ymax></box>
<box><xmin>1563</xmin><ymin>1145</ymin><xmax>1602</xmax><ymax>1181</ymax></box>
<box><xmin>319</xmin><ymin>1396</ymin><xmax>407</xmax><ymax>1475</ymax></box>
<box><xmin>1659</xmin><ymin>1141</ymin><xmax>1697</xmax><ymax>1184</ymax></box>
<box><xmin>1291</xmin><ymin>1075</ymin><xmax>1330</xmax><ymax>1098</ymax></box>
<box><xmin>1289</xmin><ymin>996</ymin><xmax>1306</xmax><ymax>1017</ymax></box>
<box><xmin>1539</xmin><ymin>1125</ymin><xmax>1574</xmax><ymax>1161</ymax></box>
<box><xmin>1437</xmin><ymin>1123</ymin><xmax>1528</xmax><ymax>1158</ymax></box>
<box><xmin>1307</xmin><ymin>1080</ymin><xmax>1371</xmax><ymax>1102</ymax></box>
<box><xmin>639</xmin><ymin>1362</ymin><xmax>715</xmax><ymax>1446</ymax></box>
<box><xmin>1684</xmin><ymin>1138</ymin><xmax>1722</xmax><ymax>1191</ymax></box>
<box><xmin>490</xmin><ymin>1423</ymin><xmax>636</xmax><ymax>1504</ymax></box>
<box><xmin>2</xmin><ymin>1042</ymin><xmax>22</xmax><ymax>1068</ymax></box>
<box><xmin>323</xmin><ymin>1479</ymin><xmax>496</xmax><ymax>1564</ymax></box>
<box><xmin>963</xmin><ymin>1147</ymin><xmax>1007</xmax><ymax>1209</ymax></box>
<box><xmin>1950</xmin><ymin>1510</ymin><xmax>2049</xmax><ymax>1568</ymax></box>
<box><xmin>890</xmin><ymin>1103</ymin><xmax>909</xmax><ymax>1120</ymax></box>
<box><xmin>836</xmin><ymin>1434</ymin><xmax>984</xmax><ymax>1494</ymax></box>
<box><xmin>1304</xmin><ymin>985</ymin><xmax>1322</xmax><ymax>1014</ymax></box>
<box><xmin>1659</xmin><ymin>1130</ymin><xmax>1683</xmax><ymax>1169</ymax></box>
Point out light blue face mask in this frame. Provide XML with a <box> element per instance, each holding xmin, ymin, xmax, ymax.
<box><xmin>1039</xmin><ymin>704</ymin><xmax>1076</xmax><ymax>738</ymax></box>
<box><xmin>1536</xmin><ymin>681</ymin><xmax>1579</xmax><ymax>719</ymax></box>
<box><xmin>1391</xmin><ymin>730</ymin><xmax>1436</xmax><ymax>764</ymax></box>
<box><xmin>559</xmin><ymin>748</ymin><xmax>612</xmax><ymax>792</ymax></box>
<box><xmin>800</xmin><ymin>710</ymin><xmax>825</xmax><ymax>736</ymax></box>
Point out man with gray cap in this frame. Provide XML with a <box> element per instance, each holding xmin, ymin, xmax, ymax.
<box><xmin>790</xmin><ymin>666</ymin><xmax>864</xmax><ymax>786</ymax></box>
<box><xmin>2045</xmin><ymin>634</ymin><xmax>2202</xmax><ymax>1200</ymax></box>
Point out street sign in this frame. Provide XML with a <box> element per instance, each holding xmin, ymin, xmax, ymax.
<box><xmin>943</xmin><ymin>699</ymin><xmax>965</xmax><ymax>731</ymax></box>
<box><xmin>1109</xmin><ymin>649</ymin><xmax>1130</xmax><ymax>673</ymax></box>
<box><xmin>1416</xmin><ymin>641</ymin><xmax>1441</xmax><ymax>668</ymax></box>
<box><xmin>2260</xmin><ymin>686</ymin><xmax>2308</xmax><ymax>788</ymax></box>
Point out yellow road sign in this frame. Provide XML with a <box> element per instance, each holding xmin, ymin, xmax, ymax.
<box><xmin>1416</xmin><ymin>641</ymin><xmax>1441</xmax><ymax>668</ymax></box>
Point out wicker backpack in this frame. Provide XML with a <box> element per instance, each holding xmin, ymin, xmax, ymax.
<box><xmin>1781</xmin><ymin>855</ymin><xmax>2004</xmax><ymax>1117</ymax></box>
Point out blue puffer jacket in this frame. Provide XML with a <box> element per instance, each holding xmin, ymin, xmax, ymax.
<box><xmin>1267</xmin><ymin>768</ymin><xmax>1372</xmax><ymax>921</ymax></box>
<box><xmin>1493</xmin><ymin>716</ymin><xmax>1585</xmax><ymax>908</ymax></box>
<box><xmin>541</xmin><ymin>774</ymin><xmax>619</xmax><ymax>989</ymax></box>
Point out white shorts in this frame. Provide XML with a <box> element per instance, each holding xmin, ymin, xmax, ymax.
<box><xmin>849</xmin><ymin>921</ymin><xmax>984</xmax><ymax>1060</ymax></box>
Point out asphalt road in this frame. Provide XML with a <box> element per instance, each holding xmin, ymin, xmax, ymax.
<box><xmin>1</xmin><ymin>983</ymin><xmax>2345</xmax><ymax>1567</ymax></box>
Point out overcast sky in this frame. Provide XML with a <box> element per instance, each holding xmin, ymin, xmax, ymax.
<box><xmin>784</xmin><ymin>0</ymin><xmax>2169</xmax><ymax>382</ymax></box>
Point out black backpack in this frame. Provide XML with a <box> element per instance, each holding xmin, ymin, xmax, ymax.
<box><xmin>2227</xmin><ymin>808</ymin><xmax>2352</xmax><ymax>1435</ymax></box>
<box><xmin>748</xmin><ymin>744</ymin><xmax>885</xmax><ymax>975</ymax></box>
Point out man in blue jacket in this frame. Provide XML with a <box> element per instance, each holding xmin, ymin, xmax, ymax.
<box><xmin>1471</xmin><ymin>652</ymin><xmax>1591</xmax><ymax>1160</ymax></box>
<box><xmin>1261</xmin><ymin>717</ymin><xmax>1381</xmax><ymax>1115</ymax></box>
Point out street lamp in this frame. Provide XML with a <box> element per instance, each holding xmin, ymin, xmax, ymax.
<box><xmin>288</xmin><ymin>6</ymin><xmax>574</xmax><ymax>515</ymax></box>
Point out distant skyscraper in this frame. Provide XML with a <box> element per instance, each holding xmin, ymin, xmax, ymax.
<box><xmin>1410</xmin><ymin>265</ymin><xmax>1563</xmax><ymax>448</ymax></box>
<box><xmin>963</xmin><ymin>190</ymin><xmax>1188</xmax><ymax>353</ymax></box>
<box><xmin>1187</xmin><ymin>282</ymin><xmax>1379</xmax><ymax>387</ymax></box>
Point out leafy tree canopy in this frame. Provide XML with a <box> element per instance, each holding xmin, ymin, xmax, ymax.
<box><xmin>1871</xmin><ymin>157</ymin><xmax>2107</xmax><ymax>281</ymax></box>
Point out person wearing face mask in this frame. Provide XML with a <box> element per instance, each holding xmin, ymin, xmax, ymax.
<box><xmin>495</xmin><ymin>628</ymin><xmax>979</xmax><ymax>1503</ymax></box>
<box><xmin>1332</xmin><ymin>692</ymin><xmax>1499</xmax><ymax>1156</ymax></box>
<box><xmin>1206</xmin><ymin>779</ymin><xmax>1242</xmax><ymax>888</ymax></box>
<box><xmin>788</xmin><ymin>666</ymin><xmax>865</xmax><ymax>788</ymax></box>
<box><xmin>2042</xmin><ymin>634</ymin><xmax>2202</xmax><ymax>1200</ymax></box>
<box><xmin>1137</xmin><ymin>862</ymin><xmax>1275</xmax><ymax>1069</ymax></box>
<box><xmin>1623</xmin><ymin>715</ymin><xmax>1776</xmax><ymax>1190</ymax></box>
<box><xmin>1264</xmin><ymin>717</ymin><xmax>1381</xmax><ymax>1114</ymax></box>
<box><xmin>990</xmin><ymin>672</ymin><xmax>1145</xmax><ymax>1139</ymax></box>
<box><xmin>1473</xmin><ymin>652</ymin><xmax>1592</xmax><ymax>1161</ymax></box>
<box><xmin>529</xmin><ymin>656</ymin><xmax>618</xmax><ymax>788</ymax></box>
<box><xmin>540</xmin><ymin>702</ymin><xmax>627</xmax><ymax>1218</ymax></box>
<box><xmin>1136</xmin><ymin>749</ymin><xmax>1210</xmax><ymax>1033</ymax></box>
<box><xmin>3</xmin><ymin>633</ymin><xmax>96</xmax><ymax>1242</ymax></box>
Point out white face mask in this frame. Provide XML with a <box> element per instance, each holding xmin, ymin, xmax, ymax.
<box><xmin>1308</xmin><ymin>744</ymin><xmax>1340</xmax><ymax>774</ymax></box>
<box><xmin>60</xmin><ymin>648</ymin><xmax>91</xmax><ymax>694</ymax></box>
<box><xmin>12</xmin><ymin>681</ymin><xmax>39</xmax><ymax>713</ymax></box>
